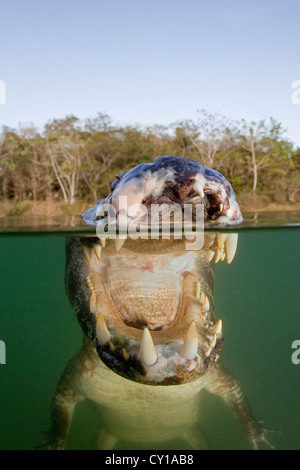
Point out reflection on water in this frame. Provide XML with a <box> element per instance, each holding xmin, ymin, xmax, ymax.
<box><xmin>0</xmin><ymin>216</ymin><xmax>300</xmax><ymax>450</ymax></box>
<box><xmin>1</xmin><ymin>210</ymin><xmax>300</xmax><ymax>232</ymax></box>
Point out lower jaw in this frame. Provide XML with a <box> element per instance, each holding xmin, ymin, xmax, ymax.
<box><xmin>96</xmin><ymin>335</ymin><xmax>224</xmax><ymax>385</ymax></box>
<box><xmin>94</xmin><ymin>291</ymin><xmax>224</xmax><ymax>385</ymax></box>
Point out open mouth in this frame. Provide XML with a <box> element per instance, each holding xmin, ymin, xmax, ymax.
<box><xmin>67</xmin><ymin>156</ymin><xmax>242</xmax><ymax>385</ymax></box>
<box><xmin>70</xmin><ymin>231</ymin><xmax>238</xmax><ymax>385</ymax></box>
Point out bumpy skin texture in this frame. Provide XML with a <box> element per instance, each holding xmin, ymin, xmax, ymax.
<box><xmin>42</xmin><ymin>156</ymin><xmax>271</xmax><ymax>450</ymax></box>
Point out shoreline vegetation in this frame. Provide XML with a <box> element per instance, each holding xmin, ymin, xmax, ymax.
<box><xmin>1</xmin><ymin>110</ymin><xmax>300</xmax><ymax>218</ymax></box>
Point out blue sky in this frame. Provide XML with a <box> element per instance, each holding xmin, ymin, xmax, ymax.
<box><xmin>0</xmin><ymin>0</ymin><xmax>300</xmax><ymax>146</ymax></box>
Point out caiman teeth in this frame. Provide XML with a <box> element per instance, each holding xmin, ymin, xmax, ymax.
<box><xmin>179</xmin><ymin>321</ymin><xmax>198</xmax><ymax>360</ymax></box>
<box><xmin>96</xmin><ymin>312</ymin><xmax>112</xmax><ymax>346</ymax></box>
<box><xmin>196</xmin><ymin>281</ymin><xmax>201</xmax><ymax>299</ymax></box>
<box><xmin>225</xmin><ymin>233</ymin><xmax>238</xmax><ymax>264</ymax></box>
<box><xmin>219</xmin><ymin>203</ymin><xmax>224</xmax><ymax>212</ymax></box>
<box><xmin>199</xmin><ymin>292</ymin><xmax>205</xmax><ymax>304</ymax></box>
<box><xmin>94</xmin><ymin>243</ymin><xmax>102</xmax><ymax>260</ymax></box>
<box><xmin>205</xmin><ymin>250</ymin><xmax>215</xmax><ymax>262</ymax></box>
<box><xmin>89</xmin><ymin>292</ymin><xmax>98</xmax><ymax>314</ymax></box>
<box><xmin>100</xmin><ymin>237</ymin><xmax>107</xmax><ymax>248</ymax></box>
<box><xmin>209</xmin><ymin>334</ymin><xmax>217</xmax><ymax>348</ymax></box>
<box><xmin>193</xmin><ymin>181</ymin><xmax>204</xmax><ymax>199</ymax></box>
<box><xmin>114</xmin><ymin>238</ymin><xmax>126</xmax><ymax>252</ymax></box>
<box><xmin>86</xmin><ymin>275</ymin><xmax>93</xmax><ymax>291</ymax></box>
<box><xmin>140</xmin><ymin>328</ymin><xmax>157</xmax><ymax>366</ymax></box>
<box><xmin>202</xmin><ymin>296</ymin><xmax>210</xmax><ymax>312</ymax></box>
<box><xmin>205</xmin><ymin>332</ymin><xmax>218</xmax><ymax>358</ymax></box>
<box><xmin>87</xmin><ymin>275</ymin><xmax>98</xmax><ymax>314</ymax></box>
<box><xmin>211</xmin><ymin>319</ymin><xmax>222</xmax><ymax>336</ymax></box>
<box><xmin>122</xmin><ymin>348</ymin><xmax>130</xmax><ymax>361</ymax></box>
<box><xmin>215</xmin><ymin>248</ymin><xmax>223</xmax><ymax>263</ymax></box>
<box><xmin>84</xmin><ymin>246</ymin><xmax>92</xmax><ymax>262</ymax></box>
<box><xmin>216</xmin><ymin>233</ymin><xmax>227</xmax><ymax>249</ymax></box>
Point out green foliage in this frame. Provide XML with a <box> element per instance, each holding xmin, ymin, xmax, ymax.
<box><xmin>0</xmin><ymin>112</ymin><xmax>298</xmax><ymax>205</ymax></box>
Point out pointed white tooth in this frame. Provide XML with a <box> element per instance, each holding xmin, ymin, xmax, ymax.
<box><xmin>193</xmin><ymin>181</ymin><xmax>204</xmax><ymax>199</ymax></box>
<box><xmin>122</xmin><ymin>348</ymin><xmax>130</xmax><ymax>361</ymax></box>
<box><xmin>100</xmin><ymin>237</ymin><xmax>107</xmax><ymax>248</ymax></box>
<box><xmin>114</xmin><ymin>238</ymin><xmax>126</xmax><ymax>252</ymax></box>
<box><xmin>219</xmin><ymin>203</ymin><xmax>224</xmax><ymax>212</ymax></box>
<box><xmin>94</xmin><ymin>243</ymin><xmax>102</xmax><ymax>261</ymax></box>
<box><xmin>215</xmin><ymin>249</ymin><xmax>223</xmax><ymax>263</ymax></box>
<box><xmin>204</xmin><ymin>346</ymin><xmax>212</xmax><ymax>357</ymax></box>
<box><xmin>216</xmin><ymin>233</ymin><xmax>227</xmax><ymax>249</ymax></box>
<box><xmin>205</xmin><ymin>250</ymin><xmax>215</xmax><ymax>262</ymax></box>
<box><xmin>84</xmin><ymin>246</ymin><xmax>92</xmax><ymax>262</ymax></box>
<box><xmin>209</xmin><ymin>334</ymin><xmax>217</xmax><ymax>348</ymax></box>
<box><xmin>179</xmin><ymin>321</ymin><xmax>198</xmax><ymax>360</ymax></box>
<box><xmin>96</xmin><ymin>312</ymin><xmax>111</xmax><ymax>345</ymax></box>
<box><xmin>196</xmin><ymin>281</ymin><xmax>201</xmax><ymax>299</ymax></box>
<box><xmin>203</xmin><ymin>296</ymin><xmax>210</xmax><ymax>312</ymax></box>
<box><xmin>89</xmin><ymin>292</ymin><xmax>98</xmax><ymax>314</ymax></box>
<box><xmin>140</xmin><ymin>328</ymin><xmax>157</xmax><ymax>366</ymax></box>
<box><xmin>225</xmin><ymin>233</ymin><xmax>238</xmax><ymax>264</ymax></box>
<box><xmin>199</xmin><ymin>292</ymin><xmax>205</xmax><ymax>304</ymax></box>
<box><xmin>211</xmin><ymin>319</ymin><xmax>222</xmax><ymax>336</ymax></box>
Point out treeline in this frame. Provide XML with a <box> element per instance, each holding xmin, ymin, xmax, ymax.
<box><xmin>1</xmin><ymin>110</ymin><xmax>300</xmax><ymax>206</ymax></box>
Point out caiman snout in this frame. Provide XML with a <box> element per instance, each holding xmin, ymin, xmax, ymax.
<box><xmin>82</xmin><ymin>155</ymin><xmax>242</xmax><ymax>226</ymax></box>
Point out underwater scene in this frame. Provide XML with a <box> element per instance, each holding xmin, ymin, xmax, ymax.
<box><xmin>0</xmin><ymin>211</ymin><xmax>299</xmax><ymax>450</ymax></box>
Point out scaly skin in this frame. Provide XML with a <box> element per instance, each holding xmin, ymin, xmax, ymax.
<box><xmin>41</xmin><ymin>156</ymin><xmax>272</xmax><ymax>450</ymax></box>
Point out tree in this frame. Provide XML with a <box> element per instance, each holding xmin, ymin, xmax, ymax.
<box><xmin>0</xmin><ymin>111</ymin><xmax>297</xmax><ymax>208</ymax></box>
<box><xmin>45</xmin><ymin>116</ymin><xmax>85</xmax><ymax>205</ymax></box>
<box><xmin>287</xmin><ymin>148</ymin><xmax>300</xmax><ymax>201</ymax></box>
<box><xmin>186</xmin><ymin>110</ymin><xmax>238</xmax><ymax>168</ymax></box>
<box><xmin>237</xmin><ymin>118</ymin><xmax>290</xmax><ymax>192</ymax></box>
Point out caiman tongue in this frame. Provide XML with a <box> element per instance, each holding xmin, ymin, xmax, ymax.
<box><xmin>108</xmin><ymin>268</ymin><xmax>179</xmax><ymax>329</ymax></box>
<box><xmin>105</xmin><ymin>251</ymin><xmax>194</xmax><ymax>330</ymax></box>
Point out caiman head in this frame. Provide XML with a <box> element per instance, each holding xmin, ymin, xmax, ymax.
<box><xmin>66</xmin><ymin>155</ymin><xmax>242</xmax><ymax>385</ymax></box>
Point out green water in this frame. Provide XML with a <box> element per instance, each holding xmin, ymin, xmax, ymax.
<box><xmin>0</xmin><ymin>219</ymin><xmax>300</xmax><ymax>450</ymax></box>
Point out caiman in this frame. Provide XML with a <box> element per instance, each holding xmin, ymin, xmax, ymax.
<box><xmin>42</xmin><ymin>156</ymin><xmax>272</xmax><ymax>450</ymax></box>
